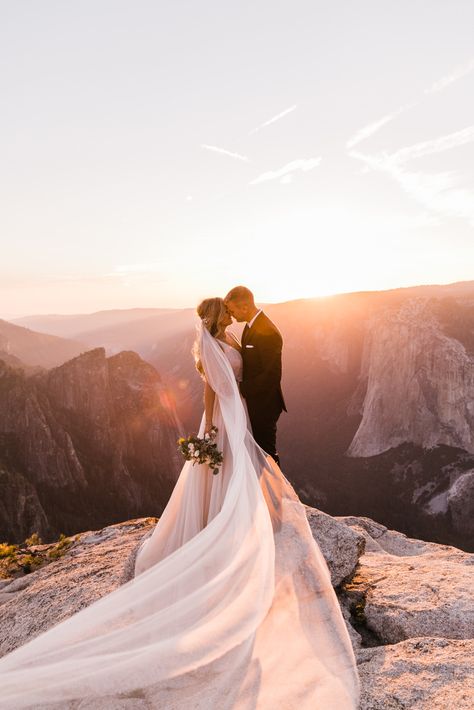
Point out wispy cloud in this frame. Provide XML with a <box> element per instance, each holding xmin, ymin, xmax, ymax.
<box><xmin>386</xmin><ymin>124</ymin><xmax>474</xmax><ymax>164</ymax></box>
<box><xmin>424</xmin><ymin>57</ymin><xmax>474</xmax><ymax>94</ymax></box>
<box><xmin>249</xmin><ymin>157</ymin><xmax>322</xmax><ymax>185</ymax></box>
<box><xmin>346</xmin><ymin>104</ymin><xmax>416</xmax><ymax>149</ymax></box>
<box><xmin>349</xmin><ymin>125</ymin><xmax>474</xmax><ymax>226</ymax></box>
<box><xmin>347</xmin><ymin>58</ymin><xmax>474</xmax><ymax>150</ymax></box>
<box><xmin>201</xmin><ymin>144</ymin><xmax>250</xmax><ymax>162</ymax></box>
<box><xmin>381</xmin><ymin>163</ymin><xmax>474</xmax><ymax>226</ymax></box>
<box><xmin>249</xmin><ymin>104</ymin><xmax>297</xmax><ymax>135</ymax></box>
<box><xmin>105</xmin><ymin>264</ymin><xmax>171</xmax><ymax>287</ymax></box>
<box><xmin>348</xmin><ymin>98</ymin><xmax>430</xmax><ymax>150</ymax></box>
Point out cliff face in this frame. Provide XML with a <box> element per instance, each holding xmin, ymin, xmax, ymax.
<box><xmin>266</xmin><ymin>292</ymin><xmax>474</xmax><ymax>551</ymax></box>
<box><xmin>347</xmin><ymin>298</ymin><xmax>474</xmax><ymax>456</ymax></box>
<box><xmin>0</xmin><ymin>349</ymin><xmax>182</xmax><ymax>543</ymax></box>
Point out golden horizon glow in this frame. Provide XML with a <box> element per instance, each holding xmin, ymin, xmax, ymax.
<box><xmin>1</xmin><ymin>6</ymin><xmax>473</xmax><ymax>319</ymax></box>
<box><xmin>3</xmin><ymin>272</ymin><xmax>472</xmax><ymax>321</ymax></box>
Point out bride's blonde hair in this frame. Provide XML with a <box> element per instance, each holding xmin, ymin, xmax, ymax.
<box><xmin>192</xmin><ymin>297</ymin><xmax>228</xmax><ymax>380</ymax></box>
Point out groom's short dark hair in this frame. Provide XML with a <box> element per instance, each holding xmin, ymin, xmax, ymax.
<box><xmin>225</xmin><ymin>286</ymin><xmax>255</xmax><ymax>304</ymax></box>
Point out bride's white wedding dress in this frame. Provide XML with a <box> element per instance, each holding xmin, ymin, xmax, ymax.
<box><xmin>0</xmin><ymin>321</ymin><xmax>360</xmax><ymax>709</ymax></box>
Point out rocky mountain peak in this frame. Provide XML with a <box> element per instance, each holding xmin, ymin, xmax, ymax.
<box><xmin>0</xmin><ymin>350</ymin><xmax>183</xmax><ymax>544</ymax></box>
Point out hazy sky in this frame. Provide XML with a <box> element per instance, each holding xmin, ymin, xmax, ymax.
<box><xmin>1</xmin><ymin>1</ymin><xmax>473</xmax><ymax>317</ymax></box>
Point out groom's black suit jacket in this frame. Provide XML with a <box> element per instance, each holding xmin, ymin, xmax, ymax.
<box><xmin>239</xmin><ymin>311</ymin><xmax>287</xmax><ymax>414</ymax></box>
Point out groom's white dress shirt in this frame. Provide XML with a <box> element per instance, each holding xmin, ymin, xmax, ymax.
<box><xmin>247</xmin><ymin>309</ymin><xmax>262</xmax><ymax>329</ymax></box>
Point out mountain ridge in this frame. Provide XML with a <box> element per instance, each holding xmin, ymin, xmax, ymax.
<box><xmin>2</xmin><ymin>282</ymin><xmax>473</xmax><ymax>550</ymax></box>
<box><xmin>0</xmin><ymin>318</ymin><xmax>86</xmax><ymax>369</ymax></box>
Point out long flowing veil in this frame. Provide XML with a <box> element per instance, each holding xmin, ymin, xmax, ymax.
<box><xmin>0</xmin><ymin>319</ymin><xmax>360</xmax><ymax>709</ymax></box>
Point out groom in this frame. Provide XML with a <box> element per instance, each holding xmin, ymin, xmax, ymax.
<box><xmin>224</xmin><ymin>286</ymin><xmax>287</xmax><ymax>467</ymax></box>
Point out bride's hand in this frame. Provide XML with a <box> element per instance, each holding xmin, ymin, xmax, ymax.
<box><xmin>204</xmin><ymin>421</ymin><xmax>214</xmax><ymax>436</ymax></box>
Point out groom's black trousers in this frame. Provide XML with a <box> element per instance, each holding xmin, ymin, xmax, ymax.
<box><xmin>246</xmin><ymin>398</ymin><xmax>282</xmax><ymax>468</ymax></box>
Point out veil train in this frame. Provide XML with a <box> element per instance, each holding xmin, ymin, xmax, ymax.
<box><xmin>0</xmin><ymin>319</ymin><xmax>360</xmax><ymax>709</ymax></box>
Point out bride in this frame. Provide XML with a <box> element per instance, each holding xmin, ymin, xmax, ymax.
<box><xmin>0</xmin><ymin>297</ymin><xmax>360</xmax><ymax>709</ymax></box>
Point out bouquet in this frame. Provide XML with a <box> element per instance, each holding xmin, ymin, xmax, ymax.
<box><xmin>177</xmin><ymin>425</ymin><xmax>224</xmax><ymax>475</ymax></box>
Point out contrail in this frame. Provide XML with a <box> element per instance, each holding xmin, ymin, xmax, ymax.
<box><xmin>201</xmin><ymin>144</ymin><xmax>250</xmax><ymax>162</ymax></box>
<box><xmin>249</xmin><ymin>105</ymin><xmax>297</xmax><ymax>135</ymax></box>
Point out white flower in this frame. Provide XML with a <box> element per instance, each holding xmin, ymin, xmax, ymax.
<box><xmin>194</xmin><ymin>450</ymin><xmax>200</xmax><ymax>457</ymax></box>
<box><xmin>204</xmin><ymin>433</ymin><xmax>210</xmax><ymax>440</ymax></box>
<box><xmin>189</xmin><ymin>443</ymin><xmax>194</xmax><ymax>450</ymax></box>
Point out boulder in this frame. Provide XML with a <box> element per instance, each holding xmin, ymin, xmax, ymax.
<box><xmin>340</xmin><ymin>515</ymin><xmax>474</xmax><ymax>642</ymax></box>
<box><xmin>306</xmin><ymin>506</ymin><xmax>365</xmax><ymax>586</ymax></box>
<box><xmin>358</xmin><ymin>637</ymin><xmax>474</xmax><ymax>709</ymax></box>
